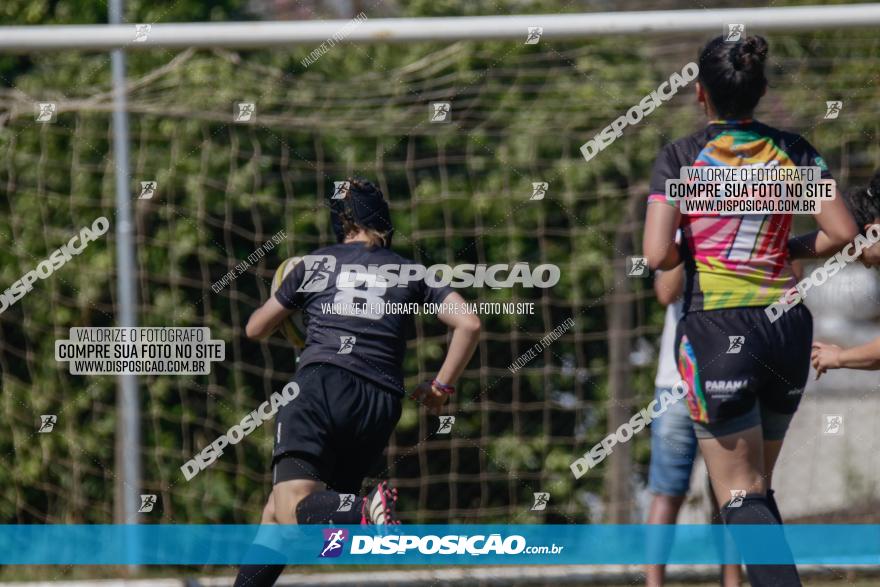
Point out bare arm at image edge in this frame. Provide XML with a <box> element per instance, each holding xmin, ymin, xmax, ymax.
<box><xmin>789</xmin><ymin>189</ymin><xmax>859</xmax><ymax>259</ymax></box>
<box><xmin>654</xmin><ymin>263</ymin><xmax>685</xmax><ymax>306</ymax></box>
<box><xmin>411</xmin><ymin>291</ymin><xmax>481</xmax><ymax>414</ymax></box>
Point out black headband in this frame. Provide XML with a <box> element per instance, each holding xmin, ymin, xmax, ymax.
<box><xmin>329</xmin><ymin>183</ymin><xmax>394</xmax><ymax>247</ymax></box>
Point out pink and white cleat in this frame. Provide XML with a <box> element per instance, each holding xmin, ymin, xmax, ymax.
<box><xmin>361</xmin><ymin>480</ymin><xmax>400</xmax><ymax>525</ymax></box>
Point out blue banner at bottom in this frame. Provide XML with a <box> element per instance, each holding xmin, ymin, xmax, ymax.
<box><xmin>0</xmin><ymin>524</ymin><xmax>878</xmax><ymax>565</ymax></box>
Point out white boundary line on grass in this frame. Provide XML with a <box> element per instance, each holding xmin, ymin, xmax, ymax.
<box><xmin>5</xmin><ymin>564</ymin><xmax>879</xmax><ymax>587</ymax></box>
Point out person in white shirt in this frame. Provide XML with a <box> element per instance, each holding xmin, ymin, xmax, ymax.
<box><xmin>645</xmin><ymin>264</ymin><xmax>741</xmax><ymax>587</ymax></box>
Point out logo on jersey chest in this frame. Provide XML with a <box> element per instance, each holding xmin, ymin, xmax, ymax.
<box><xmin>704</xmin><ymin>379</ymin><xmax>749</xmax><ymax>393</ymax></box>
<box><xmin>298</xmin><ymin>255</ymin><xmax>337</xmax><ymax>292</ymax></box>
<box><xmin>296</xmin><ymin>254</ymin><xmax>560</xmax><ymax>292</ymax></box>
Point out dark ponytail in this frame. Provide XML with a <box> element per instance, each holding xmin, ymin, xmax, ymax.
<box><xmin>698</xmin><ymin>35</ymin><xmax>769</xmax><ymax>118</ymax></box>
<box><xmin>844</xmin><ymin>169</ymin><xmax>880</xmax><ymax>229</ymax></box>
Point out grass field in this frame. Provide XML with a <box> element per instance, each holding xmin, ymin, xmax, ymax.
<box><xmin>672</xmin><ymin>582</ymin><xmax>876</xmax><ymax>587</ymax></box>
<box><xmin>5</xmin><ymin>566</ymin><xmax>879</xmax><ymax>586</ymax></box>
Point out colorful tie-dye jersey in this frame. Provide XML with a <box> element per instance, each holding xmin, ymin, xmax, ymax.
<box><xmin>647</xmin><ymin>120</ymin><xmax>832</xmax><ymax>312</ymax></box>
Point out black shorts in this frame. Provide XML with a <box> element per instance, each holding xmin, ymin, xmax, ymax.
<box><xmin>675</xmin><ymin>304</ymin><xmax>813</xmax><ymax>440</ymax></box>
<box><xmin>272</xmin><ymin>363</ymin><xmax>402</xmax><ymax>494</ymax></box>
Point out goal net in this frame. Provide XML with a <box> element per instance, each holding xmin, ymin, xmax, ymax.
<box><xmin>1</xmin><ymin>16</ymin><xmax>878</xmax><ymax>544</ymax></box>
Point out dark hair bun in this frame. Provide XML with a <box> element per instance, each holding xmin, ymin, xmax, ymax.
<box><xmin>698</xmin><ymin>34</ymin><xmax>768</xmax><ymax>117</ymax></box>
<box><xmin>869</xmin><ymin>169</ymin><xmax>880</xmax><ymax>200</ymax></box>
<box><xmin>732</xmin><ymin>35</ymin><xmax>768</xmax><ymax>71</ymax></box>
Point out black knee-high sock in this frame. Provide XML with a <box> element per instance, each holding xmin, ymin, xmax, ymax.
<box><xmin>233</xmin><ymin>544</ymin><xmax>287</xmax><ymax>587</ymax></box>
<box><xmin>296</xmin><ymin>490</ymin><xmax>362</xmax><ymax>524</ymax></box>
<box><xmin>767</xmin><ymin>488</ymin><xmax>783</xmax><ymax>523</ymax></box>
<box><xmin>233</xmin><ymin>492</ymin><xmax>360</xmax><ymax>587</ymax></box>
<box><xmin>721</xmin><ymin>493</ymin><xmax>801</xmax><ymax>587</ymax></box>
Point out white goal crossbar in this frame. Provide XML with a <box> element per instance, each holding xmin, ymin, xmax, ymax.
<box><xmin>0</xmin><ymin>4</ymin><xmax>879</xmax><ymax>52</ymax></box>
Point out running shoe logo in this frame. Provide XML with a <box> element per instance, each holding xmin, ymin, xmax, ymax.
<box><xmin>728</xmin><ymin>490</ymin><xmax>746</xmax><ymax>508</ymax></box>
<box><xmin>337</xmin><ymin>494</ymin><xmax>356</xmax><ymax>512</ymax></box>
<box><xmin>319</xmin><ymin>528</ymin><xmax>348</xmax><ymax>558</ymax></box>
<box><xmin>823</xmin><ymin>414</ymin><xmax>844</xmax><ymax>435</ymax></box>
<box><xmin>332</xmin><ymin>181</ymin><xmax>350</xmax><ymax>200</ymax></box>
<box><xmin>724</xmin><ymin>24</ymin><xmax>745</xmax><ymax>42</ymax></box>
<box><xmin>138</xmin><ymin>494</ymin><xmax>157</xmax><ymax>513</ymax></box>
<box><xmin>530</xmin><ymin>182</ymin><xmax>548</xmax><ymax>200</ymax></box>
<box><xmin>628</xmin><ymin>256</ymin><xmax>648</xmax><ymax>277</ymax></box>
<box><xmin>430</xmin><ymin>102</ymin><xmax>451</xmax><ymax>123</ymax></box>
<box><xmin>139</xmin><ymin>181</ymin><xmax>157</xmax><ymax>200</ymax></box>
<box><xmin>437</xmin><ymin>416</ymin><xmax>455</xmax><ymax>434</ymax></box>
<box><xmin>525</xmin><ymin>27</ymin><xmax>543</xmax><ymax>45</ymax></box>
<box><xmin>297</xmin><ymin>255</ymin><xmax>336</xmax><ymax>292</ymax></box>
<box><xmin>35</xmin><ymin>102</ymin><xmax>57</xmax><ymax>123</ymax></box>
<box><xmin>134</xmin><ymin>24</ymin><xmax>152</xmax><ymax>42</ymax></box>
<box><xmin>531</xmin><ymin>492</ymin><xmax>550</xmax><ymax>511</ymax></box>
<box><xmin>38</xmin><ymin>414</ymin><xmax>57</xmax><ymax>433</ymax></box>
<box><xmin>337</xmin><ymin>335</ymin><xmax>356</xmax><ymax>354</ymax></box>
<box><xmin>726</xmin><ymin>336</ymin><xmax>745</xmax><ymax>354</ymax></box>
<box><xmin>824</xmin><ymin>101</ymin><xmax>843</xmax><ymax>120</ymax></box>
<box><xmin>234</xmin><ymin>102</ymin><xmax>255</xmax><ymax>123</ymax></box>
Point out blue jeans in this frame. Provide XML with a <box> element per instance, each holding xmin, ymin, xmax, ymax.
<box><xmin>648</xmin><ymin>386</ymin><xmax>697</xmax><ymax>496</ymax></box>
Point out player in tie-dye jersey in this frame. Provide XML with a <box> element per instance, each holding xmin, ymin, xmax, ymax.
<box><xmin>643</xmin><ymin>35</ymin><xmax>858</xmax><ymax>587</ymax></box>
<box><xmin>649</xmin><ymin>127</ymin><xmax>825</xmax><ymax>312</ymax></box>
